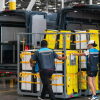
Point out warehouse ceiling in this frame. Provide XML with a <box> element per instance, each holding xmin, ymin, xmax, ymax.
<box><xmin>5</xmin><ymin>0</ymin><xmax>100</xmax><ymax>12</ymax></box>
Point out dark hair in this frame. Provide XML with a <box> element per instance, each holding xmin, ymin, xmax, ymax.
<box><xmin>41</xmin><ymin>40</ymin><xmax>48</xmax><ymax>47</ymax></box>
<box><xmin>91</xmin><ymin>41</ymin><xmax>97</xmax><ymax>47</ymax></box>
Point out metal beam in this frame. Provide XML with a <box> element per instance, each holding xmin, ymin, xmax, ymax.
<box><xmin>26</xmin><ymin>0</ymin><xmax>36</xmax><ymax>11</ymax></box>
<box><xmin>46</xmin><ymin>0</ymin><xmax>48</xmax><ymax>12</ymax></box>
<box><xmin>62</xmin><ymin>0</ymin><xmax>64</xmax><ymax>8</ymax></box>
<box><xmin>89</xmin><ymin>0</ymin><xmax>92</xmax><ymax>4</ymax></box>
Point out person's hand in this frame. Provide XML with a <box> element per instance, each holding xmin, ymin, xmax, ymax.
<box><xmin>30</xmin><ymin>63</ymin><xmax>35</xmax><ymax>67</ymax></box>
<box><xmin>64</xmin><ymin>55</ymin><xmax>67</xmax><ymax>60</ymax></box>
<box><xmin>72</xmin><ymin>53</ymin><xmax>75</xmax><ymax>55</ymax></box>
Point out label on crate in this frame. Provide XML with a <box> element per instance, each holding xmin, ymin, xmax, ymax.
<box><xmin>69</xmin><ymin>77</ymin><xmax>70</xmax><ymax>81</ymax></box>
<box><xmin>71</xmin><ymin>55</ymin><xmax>74</xmax><ymax>60</ymax></box>
<box><xmin>68</xmin><ymin>55</ymin><xmax>69</xmax><ymax>61</ymax></box>
<box><xmin>91</xmin><ymin>34</ymin><xmax>93</xmax><ymax>39</ymax></box>
<box><xmin>22</xmin><ymin>77</ymin><xmax>24</xmax><ymax>80</ymax></box>
<box><xmin>67</xmin><ymin>35</ymin><xmax>69</xmax><ymax>38</ymax></box>
<box><xmin>53</xmin><ymin>35</ymin><xmax>56</xmax><ymax>39</ymax></box>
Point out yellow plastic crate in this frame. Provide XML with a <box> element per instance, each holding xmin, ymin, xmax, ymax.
<box><xmin>58</xmin><ymin>31</ymin><xmax>72</xmax><ymax>49</ymax></box>
<box><xmin>79</xmin><ymin>71</ymin><xmax>87</xmax><ymax>90</ymax></box>
<box><xmin>79</xmin><ymin>71</ymin><xmax>99</xmax><ymax>91</ymax></box>
<box><xmin>66</xmin><ymin>50</ymin><xmax>78</xmax><ymax>74</ymax></box>
<box><xmin>44</xmin><ymin>30</ymin><xmax>57</xmax><ymax>49</ymax></box>
<box><xmin>66</xmin><ymin>73</ymin><xmax>78</xmax><ymax>95</ymax></box>
<box><xmin>87</xmin><ymin>30</ymin><xmax>99</xmax><ymax>50</ymax></box>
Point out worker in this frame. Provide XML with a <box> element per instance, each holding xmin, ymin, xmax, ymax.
<box><xmin>30</xmin><ymin>40</ymin><xmax>67</xmax><ymax>100</ymax></box>
<box><xmin>72</xmin><ymin>40</ymin><xmax>99</xmax><ymax>100</ymax></box>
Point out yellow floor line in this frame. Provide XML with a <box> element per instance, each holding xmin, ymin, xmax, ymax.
<box><xmin>0</xmin><ymin>90</ymin><xmax>17</xmax><ymax>93</ymax></box>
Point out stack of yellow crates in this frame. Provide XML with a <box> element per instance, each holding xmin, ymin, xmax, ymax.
<box><xmin>44</xmin><ymin>29</ymin><xmax>100</xmax><ymax>94</ymax></box>
<box><xmin>79</xmin><ymin>30</ymin><xmax>99</xmax><ymax>91</ymax></box>
<box><xmin>66</xmin><ymin>50</ymin><xmax>78</xmax><ymax>95</ymax></box>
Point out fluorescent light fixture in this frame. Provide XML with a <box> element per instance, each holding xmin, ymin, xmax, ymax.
<box><xmin>36</xmin><ymin>6</ymin><xmax>39</xmax><ymax>8</ymax></box>
<box><xmin>81</xmin><ymin>1</ymin><xmax>84</xmax><ymax>3</ymax></box>
<box><xmin>48</xmin><ymin>5</ymin><xmax>53</xmax><ymax>7</ymax></box>
<box><xmin>39</xmin><ymin>9</ymin><xmax>42</xmax><ymax>11</ymax></box>
<box><xmin>58</xmin><ymin>4</ymin><xmax>61</xmax><ymax>6</ymax></box>
<box><xmin>74</xmin><ymin>10</ymin><xmax>78</xmax><ymax>12</ymax></box>
<box><xmin>18</xmin><ymin>4</ymin><xmax>21</xmax><ymax>7</ymax></box>
<box><xmin>54</xmin><ymin>10</ymin><xmax>57</xmax><ymax>12</ymax></box>
<box><xmin>53</xmin><ymin>8</ymin><xmax>56</xmax><ymax>9</ymax></box>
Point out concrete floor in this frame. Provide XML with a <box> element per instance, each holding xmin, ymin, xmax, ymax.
<box><xmin>0</xmin><ymin>90</ymin><xmax>99</xmax><ymax>100</ymax></box>
<box><xmin>0</xmin><ymin>87</ymin><xmax>100</xmax><ymax>100</ymax></box>
<box><xmin>0</xmin><ymin>78</ymin><xmax>100</xmax><ymax>100</ymax></box>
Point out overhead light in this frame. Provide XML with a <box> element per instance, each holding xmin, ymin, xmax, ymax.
<box><xmin>18</xmin><ymin>4</ymin><xmax>21</xmax><ymax>7</ymax></box>
<box><xmin>97</xmin><ymin>2</ymin><xmax>100</xmax><ymax>4</ymax></box>
<box><xmin>36</xmin><ymin>7</ymin><xmax>39</xmax><ymax>8</ymax></box>
<box><xmin>22</xmin><ymin>8</ymin><xmax>25</xmax><ymax>10</ymax></box>
<box><xmin>48</xmin><ymin>5</ymin><xmax>53</xmax><ymax>7</ymax></box>
<box><xmin>74</xmin><ymin>10</ymin><xmax>78</xmax><ymax>12</ymax></box>
<box><xmin>36</xmin><ymin>3</ymin><xmax>41</xmax><ymax>5</ymax></box>
<box><xmin>81</xmin><ymin>1</ymin><xmax>84</xmax><ymax>4</ymax></box>
<box><xmin>58</xmin><ymin>4</ymin><xmax>61</xmax><ymax>6</ymax></box>
<box><xmin>72</xmin><ymin>2</ymin><xmax>79</xmax><ymax>4</ymax></box>
<box><xmin>53</xmin><ymin>8</ymin><xmax>56</xmax><ymax>9</ymax></box>
<box><xmin>39</xmin><ymin>9</ymin><xmax>42</xmax><ymax>11</ymax></box>
<box><xmin>54</xmin><ymin>10</ymin><xmax>57</xmax><ymax>13</ymax></box>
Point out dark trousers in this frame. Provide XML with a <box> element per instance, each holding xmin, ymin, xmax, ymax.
<box><xmin>40</xmin><ymin>70</ymin><xmax>55</xmax><ymax>100</ymax></box>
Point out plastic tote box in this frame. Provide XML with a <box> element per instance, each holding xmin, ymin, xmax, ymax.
<box><xmin>75</xmin><ymin>31</ymin><xmax>87</xmax><ymax>49</ymax></box>
<box><xmin>79</xmin><ymin>71</ymin><xmax>99</xmax><ymax>91</ymax></box>
<box><xmin>66</xmin><ymin>73</ymin><xmax>78</xmax><ymax>95</ymax></box>
<box><xmin>79</xmin><ymin>71</ymin><xmax>87</xmax><ymax>90</ymax></box>
<box><xmin>44</xmin><ymin>30</ymin><xmax>57</xmax><ymax>49</ymax></box>
<box><xmin>51</xmin><ymin>73</ymin><xmax>64</xmax><ymax>93</ymax></box>
<box><xmin>20</xmin><ymin>50</ymin><xmax>38</xmax><ymax>71</ymax></box>
<box><xmin>66</xmin><ymin>50</ymin><xmax>78</xmax><ymax>74</ymax></box>
<box><xmin>57</xmin><ymin>31</ymin><xmax>72</xmax><ymax>49</ymax></box>
<box><xmin>54</xmin><ymin>50</ymin><xmax>64</xmax><ymax>71</ymax></box>
<box><xmin>20</xmin><ymin>71</ymin><xmax>32</xmax><ymax>91</ymax></box>
<box><xmin>36</xmin><ymin>72</ymin><xmax>41</xmax><ymax>92</ymax></box>
<box><xmin>20</xmin><ymin>51</ymin><xmax>33</xmax><ymax>71</ymax></box>
<box><xmin>36</xmin><ymin>72</ymin><xmax>64</xmax><ymax>93</ymax></box>
<box><xmin>87</xmin><ymin>30</ymin><xmax>99</xmax><ymax>50</ymax></box>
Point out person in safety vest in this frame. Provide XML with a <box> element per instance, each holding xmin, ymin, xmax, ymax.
<box><xmin>72</xmin><ymin>40</ymin><xmax>99</xmax><ymax>100</ymax></box>
<box><xmin>30</xmin><ymin>40</ymin><xmax>67</xmax><ymax>100</ymax></box>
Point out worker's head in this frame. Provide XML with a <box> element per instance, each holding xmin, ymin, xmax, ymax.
<box><xmin>87</xmin><ymin>40</ymin><xmax>97</xmax><ymax>49</ymax></box>
<box><xmin>41</xmin><ymin>40</ymin><xmax>48</xmax><ymax>47</ymax></box>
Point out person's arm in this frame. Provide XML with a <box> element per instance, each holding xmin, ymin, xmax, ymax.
<box><xmin>56</xmin><ymin>54</ymin><xmax>67</xmax><ymax>60</ymax></box>
<box><xmin>30</xmin><ymin>51</ymin><xmax>37</xmax><ymax>67</ymax></box>
<box><xmin>30</xmin><ymin>58</ymin><xmax>35</xmax><ymax>67</ymax></box>
<box><xmin>72</xmin><ymin>52</ymin><xmax>86</xmax><ymax>56</ymax></box>
<box><xmin>53</xmin><ymin>51</ymin><xmax>67</xmax><ymax>60</ymax></box>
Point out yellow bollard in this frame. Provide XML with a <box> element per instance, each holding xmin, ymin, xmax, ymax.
<box><xmin>9</xmin><ymin>0</ymin><xmax>16</xmax><ymax>10</ymax></box>
<box><xmin>10</xmin><ymin>79</ymin><xmax>13</xmax><ymax>88</ymax></box>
